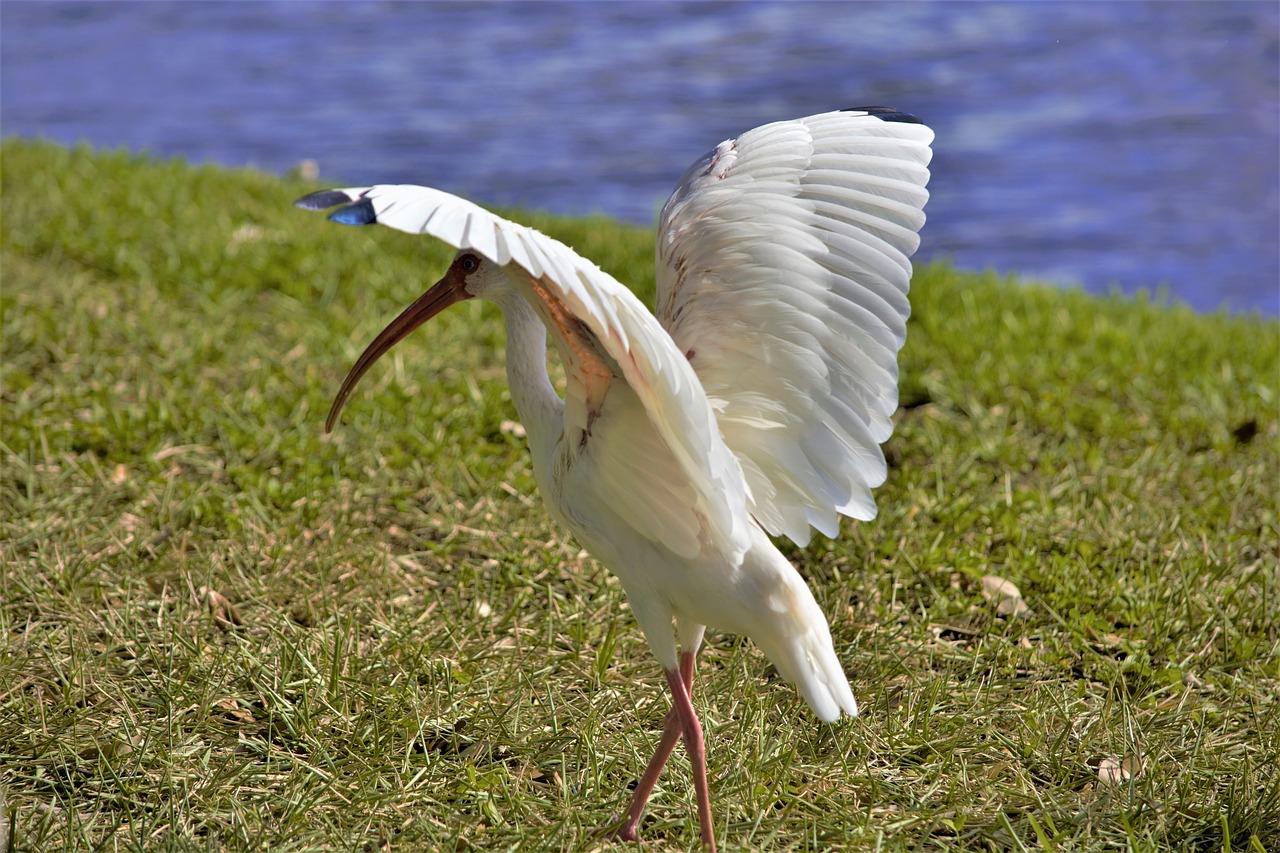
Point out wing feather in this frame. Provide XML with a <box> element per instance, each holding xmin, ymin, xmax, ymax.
<box><xmin>299</xmin><ymin>184</ymin><xmax>751</xmax><ymax>562</ymax></box>
<box><xmin>656</xmin><ymin>109</ymin><xmax>933</xmax><ymax>545</ymax></box>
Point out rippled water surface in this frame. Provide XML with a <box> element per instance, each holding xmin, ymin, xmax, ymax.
<box><xmin>3</xmin><ymin>1</ymin><xmax>1277</xmax><ymax>314</ymax></box>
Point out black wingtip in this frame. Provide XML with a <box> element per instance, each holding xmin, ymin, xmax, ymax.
<box><xmin>328</xmin><ymin>197</ymin><xmax>378</xmax><ymax>226</ymax></box>
<box><xmin>295</xmin><ymin>189</ymin><xmax>356</xmax><ymax>211</ymax></box>
<box><xmin>844</xmin><ymin>105</ymin><xmax>924</xmax><ymax>124</ymax></box>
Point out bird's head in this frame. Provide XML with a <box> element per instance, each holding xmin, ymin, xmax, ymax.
<box><xmin>325</xmin><ymin>249</ymin><xmax>501</xmax><ymax>432</ymax></box>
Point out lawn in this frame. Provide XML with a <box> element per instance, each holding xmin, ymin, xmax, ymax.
<box><xmin>1</xmin><ymin>139</ymin><xmax>1277</xmax><ymax>851</ymax></box>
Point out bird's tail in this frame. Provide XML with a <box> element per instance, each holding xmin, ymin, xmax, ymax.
<box><xmin>758</xmin><ymin>619</ymin><xmax>858</xmax><ymax>723</ymax></box>
<box><xmin>747</xmin><ymin>559</ymin><xmax>858</xmax><ymax>723</ymax></box>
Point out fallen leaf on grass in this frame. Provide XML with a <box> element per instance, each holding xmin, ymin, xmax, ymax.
<box><xmin>1097</xmin><ymin>753</ymin><xmax>1143</xmax><ymax>784</ymax></box>
<box><xmin>199</xmin><ymin>586</ymin><xmax>242</xmax><ymax>627</ymax></box>
<box><xmin>214</xmin><ymin>696</ymin><xmax>256</xmax><ymax>725</ymax></box>
<box><xmin>80</xmin><ymin>733</ymin><xmax>141</xmax><ymax>762</ymax></box>
<box><xmin>982</xmin><ymin>574</ymin><xmax>1034</xmax><ymax>619</ymax></box>
<box><xmin>517</xmin><ymin>765</ymin><xmax>561</xmax><ymax>787</ymax></box>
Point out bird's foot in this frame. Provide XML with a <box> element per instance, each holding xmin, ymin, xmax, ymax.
<box><xmin>591</xmin><ymin>814</ymin><xmax>639</xmax><ymax>842</ymax></box>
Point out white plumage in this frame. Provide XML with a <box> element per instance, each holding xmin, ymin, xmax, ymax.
<box><xmin>658</xmin><ymin>112</ymin><xmax>932</xmax><ymax>544</ymax></box>
<box><xmin>296</xmin><ymin>107</ymin><xmax>933</xmax><ymax>851</ymax></box>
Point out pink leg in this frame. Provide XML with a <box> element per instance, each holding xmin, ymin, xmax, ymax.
<box><xmin>666</xmin><ymin>658</ymin><xmax>716</xmax><ymax>851</ymax></box>
<box><xmin>614</xmin><ymin>652</ymin><xmax>698</xmax><ymax>840</ymax></box>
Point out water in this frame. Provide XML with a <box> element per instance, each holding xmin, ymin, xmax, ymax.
<box><xmin>3</xmin><ymin>1</ymin><xmax>1277</xmax><ymax>315</ymax></box>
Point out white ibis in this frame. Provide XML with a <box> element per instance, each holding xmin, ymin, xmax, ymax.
<box><xmin>296</xmin><ymin>107</ymin><xmax>932</xmax><ymax>850</ymax></box>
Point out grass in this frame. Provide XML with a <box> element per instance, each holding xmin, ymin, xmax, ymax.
<box><xmin>1</xmin><ymin>138</ymin><xmax>1277</xmax><ymax>852</ymax></box>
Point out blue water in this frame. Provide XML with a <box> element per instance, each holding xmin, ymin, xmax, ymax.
<box><xmin>3</xmin><ymin>1</ymin><xmax>1277</xmax><ymax>315</ymax></box>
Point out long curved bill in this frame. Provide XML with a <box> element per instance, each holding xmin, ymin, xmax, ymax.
<box><xmin>325</xmin><ymin>269</ymin><xmax>472</xmax><ymax>433</ymax></box>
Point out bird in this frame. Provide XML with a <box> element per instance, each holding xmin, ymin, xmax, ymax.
<box><xmin>296</xmin><ymin>107</ymin><xmax>933</xmax><ymax>851</ymax></box>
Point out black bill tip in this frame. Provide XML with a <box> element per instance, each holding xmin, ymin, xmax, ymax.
<box><xmin>295</xmin><ymin>189</ymin><xmax>357</xmax><ymax>210</ymax></box>
<box><xmin>844</xmin><ymin>105</ymin><xmax>924</xmax><ymax>124</ymax></box>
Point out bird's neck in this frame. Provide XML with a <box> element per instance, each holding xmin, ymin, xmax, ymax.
<box><xmin>492</xmin><ymin>288</ymin><xmax>564</xmax><ymax>463</ymax></box>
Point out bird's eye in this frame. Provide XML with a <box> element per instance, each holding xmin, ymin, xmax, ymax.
<box><xmin>460</xmin><ymin>254</ymin><xmax>480</xmax><ymax>272</ymax></box>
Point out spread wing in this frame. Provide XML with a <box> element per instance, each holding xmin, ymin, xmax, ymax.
<box><xmin>655</xmin><ymin>108</ymin><xmax>934</xmax><ymax>545</ymax></box>
<box><xmin>298</xmin><ymin>185</ymin><xmax>751</xmax><ymax>562</ymax></box>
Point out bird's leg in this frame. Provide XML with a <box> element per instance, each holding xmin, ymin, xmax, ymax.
<box><xmin>665</xmin><ymin>656</ymin><xmax>716</xmax><ymax>852</ymax></box>
<box><xmin>613</xmin><ymin>651</ymin><xmax>698</xmax><ymax>841</ymax></box>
